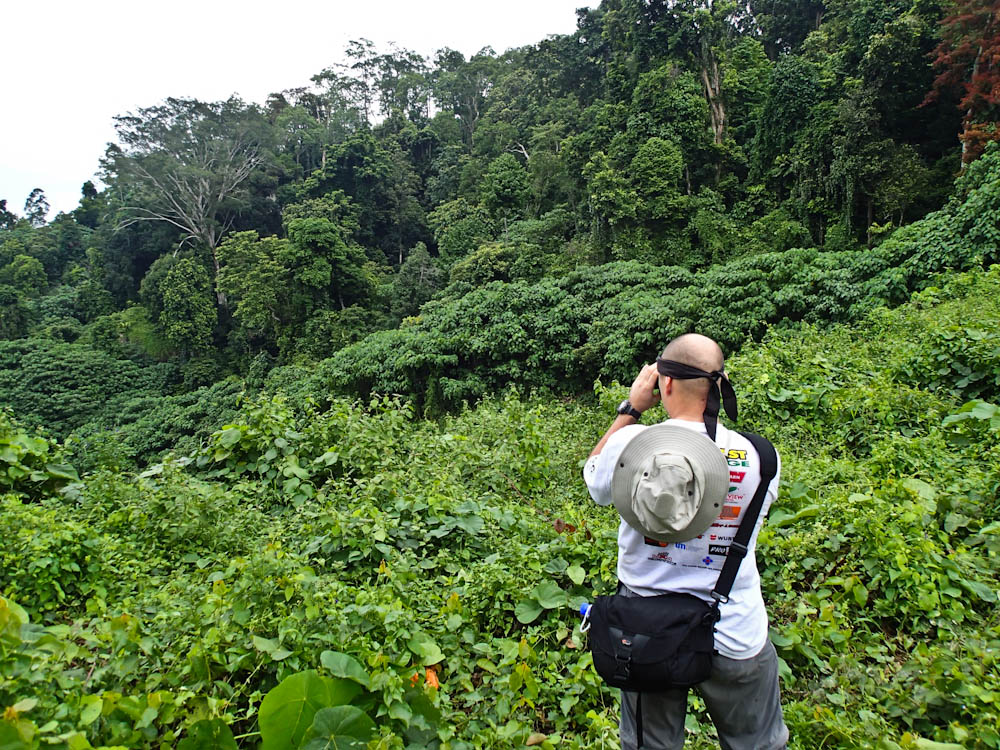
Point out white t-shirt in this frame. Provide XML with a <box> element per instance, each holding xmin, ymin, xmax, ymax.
<box><xmin>583</xmin><ymin>419</ymin><xmax>780</xmax><ymax>660</ymax></box>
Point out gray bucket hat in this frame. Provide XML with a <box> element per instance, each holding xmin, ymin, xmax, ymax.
<box><xmin>610</xmin><ymin>424</ymin><xmax>729</xmax><ymax>543</ymax></box>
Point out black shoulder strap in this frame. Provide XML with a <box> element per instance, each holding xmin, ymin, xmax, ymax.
<box><xmin>710</xmin><ymin>432</ymin><xmax>778</xmax><ymax>604</ymax></box>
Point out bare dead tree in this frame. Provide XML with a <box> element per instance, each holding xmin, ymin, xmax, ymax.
<box><xmin>105</xmin><ymin>97</ymin><xmax>265</xmax><ymax>305</ymax></box>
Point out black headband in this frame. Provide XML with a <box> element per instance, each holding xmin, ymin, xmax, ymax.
<box><xmin>656</xmin><ymin>358</ymin><xmax>737</xmax><ymax>441</ymax></box>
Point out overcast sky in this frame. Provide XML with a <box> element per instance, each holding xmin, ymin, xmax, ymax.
<box><xmin>1</xmin><ymin>0</ymin><xmax>588</xmax><ymax>219</ymax></box>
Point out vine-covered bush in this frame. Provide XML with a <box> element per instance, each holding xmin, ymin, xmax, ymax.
<box><xmin>304</xmin><ymin>146</ymin><xmax>1000</xmax><ymax>413</ymax></box>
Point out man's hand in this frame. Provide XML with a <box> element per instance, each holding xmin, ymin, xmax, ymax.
<box><xmin>588</xmin><ymin>363</ymin><xmax>660</xmax><ymax>458</ymax></box>
<box><xmin>628</xmin><ymin>363</ymin><xmax>661</xmax><ymax>414</ymax></box>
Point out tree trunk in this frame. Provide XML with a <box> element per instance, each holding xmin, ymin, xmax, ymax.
<box><xmin>962</xmin><ymin>43</ymin><xmax>985</xmax><ymax>164</ymax></box>
<box><xmin>700</xmin><ymin>56</ymin><xmax>726</xmax><ymax>146</ymax></box>
<box><xmin>866</xmin><ymin>197</ymin><xmax>874</xmax><ymax>246</ymax></box>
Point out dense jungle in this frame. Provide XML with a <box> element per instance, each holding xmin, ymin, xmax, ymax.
<box><xmin>2</xmin><ymin>0</ymin><xmax>999</xmax><ymax>748</ymax></box>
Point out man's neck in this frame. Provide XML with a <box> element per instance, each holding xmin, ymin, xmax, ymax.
<box><xmin>668</xmin><ymin>414</ymin><xmax>705</xmax><ymax>423</ymax></box>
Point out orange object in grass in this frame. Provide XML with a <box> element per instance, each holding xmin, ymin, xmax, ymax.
<box><xmin>425</xmin><ymin>665</ymin><xmax>440</xmax><ymax>688</ymax></box>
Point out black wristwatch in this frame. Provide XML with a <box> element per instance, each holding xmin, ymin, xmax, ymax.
<box><xmin>617</xmin><ymin>399</ymin><xmax>642</xmax><ymax>420</ymax></box>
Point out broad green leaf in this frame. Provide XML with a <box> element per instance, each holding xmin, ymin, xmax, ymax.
<box><xmin>259</xmin><ymin>670</ymin><xmax>362</xmax><ymax>750</ymax></box>
<box><xmin>853</xmin><ymin>584</ymin><xmax>869</xmax><ymax>606</ymax></box>
<box><xmin>136</xmin><ymin>706</ymin><xmax>159</xmax><ymax>729</ymax></box>
<box><xmin>252</xmin><ymin>634</ymin><xmax>293</xmax><ymax>660</ymax></box>
<box><xmin>300</xmin><ymin>706</ymin><xmax>375</xmax><ymax>750</ymax></box>
<box><xmin>79</xmin><ymin>695</ymin><xmax>102</xmax><ymax>727</ymax></box>
<box><xmin>767</xmin><ymin>505</ymin><xmax>820</xmax><ymax>529</ymax></box>
<box><xmin>532</xmin><ymin>580</ymin><xmax>568</xmax><ymax>609</ymax></box>
<box><xmin>219</xmin><ymin>427</ymin><xmax>243</xmax><ymax>447</ymax></box>
<box><xmin>253</xmin><ymin>635</ymin><xmax>279</xmax><ymax>654</ymax></box>
<box><xmin>0</xmin><ymin>718</ymin><xmax>35</xmax><ymax>750</ymax></box>
<box><xmin>320</xmin><ymin>651</ymin><xmax>370</xmax><ymax>689</ymax></box>
<box><xmin>476</xmin><ymin>658</ymin><xmax>499</xmax><ymax>674</ymax></box>
<box><xmin>960</xmin><ymin>579</ymin><xmax>997</xmax><ymax>602</ymax></box>
<box><xmin>454</xmin><ymin>514</ymin><xmax>484</xmax><ymax>534</ymax></box>
<box><xmin>913</xmin><ymin>740</ymin><xmax>964</xmax><ymax>750</ymax></box>
<box><xmin>902</xmin><ymin>478</ymin><xmax>937</xmax><ymax>510</ymax></box>
<box><xmin>566</xmin><ymin>565</ymin><xmax>585</xmax><ymax>585</ymax></box>
<box><xmin>44</xmin><ymin>463</ymin><xmax>79</xmax><ymax>481</ymax></box>
<box><xmin>407</xmin><ymin>633</ymin><xmax>444</xmax><ymax>665</ymax></box>
<box><xmin>769</xmin><ymin>629</ymin><xmax>794</xmax><ymax>648</ymax></box>
<box><xmin>543</xmin><ymin>557</ymin><xmax>568</xmax><ymax>574</ymax></box>
<box><xmin>64</xmin><ymin>733</ymin><xmax>92</xmax><ymax>750</ymax></box>
<box><xmin>944</xmin><ymin>512</ymin><xmax>971</xmax><ymax>533</ymax></box>
<box><xmin>514</xmin><ymin>599</ymin><xmax>543</xmax><ymax>624</ymax></box>
<box><xmin>177</xmin><ymin>719</ymin><xmax>238</xmax><ymax>750</ymax></box>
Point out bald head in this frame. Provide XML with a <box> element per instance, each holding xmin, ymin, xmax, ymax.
<box><xmin>662</xmin><ymin>333</ymin><xmax>724</xmax><ymax>372</ymax></box>
<box><xmin>660</xmin><ymin>334</ymin><xmax>725</xmax><ymax>401</ymax></box>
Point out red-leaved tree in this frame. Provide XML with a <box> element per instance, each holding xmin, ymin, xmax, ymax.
<box><xmin>926</xmin><ymin>0</ymin><xmax>1000</xmax><ymax>163</ymax></box>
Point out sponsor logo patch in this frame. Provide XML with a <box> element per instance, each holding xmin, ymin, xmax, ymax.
<box><xmin>719</xmin><ymin>505</ymin><xmax>741</xmax><ymax>519</ymax></box>
<box><xmin>709</xmin><ymin>545</ymin><xmax>728</xmax><ymax>556</ymax></box>
<box><xmin>725</xmin><ymin>449</ymin><xmax>749</xmax><ymax>468</ymax></box>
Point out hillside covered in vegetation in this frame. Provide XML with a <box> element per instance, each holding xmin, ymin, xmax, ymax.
<box><xmin>3</xmin><ymin>261</ymin><xmax>1000</xmax><ymax>748</ymax></box>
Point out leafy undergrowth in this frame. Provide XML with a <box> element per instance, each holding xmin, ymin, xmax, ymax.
<box><xmin>2</xmin><ymin>267</ymin><xmax>1000</xmax><ymax>749</ymax></box>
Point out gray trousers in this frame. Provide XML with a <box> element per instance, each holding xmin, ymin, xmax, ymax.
<box><xmin>619</xmin><ymin>638</ymin><xmax>789</xmax><ymax>750</ymax></box>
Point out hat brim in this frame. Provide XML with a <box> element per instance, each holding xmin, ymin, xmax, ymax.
<box><xmin>609</xmin><ymin>424</ymin><xmax>729</xmax><ymax>543</ymax></box>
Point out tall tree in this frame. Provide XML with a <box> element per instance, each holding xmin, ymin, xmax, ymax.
<box><xmin>432</xmin><ymin>48</ymin><xmax>498</xmax><ymax>149</ymax></box>
<box><xmin>74</xmin><ymin>181</ymin><xmax>102</xmax><ymax>229</ymax></box>
<box><xmin>23</xmin><ymin>188</ymin><xmax>49</xmax><ymax>227</ymax></box>
<box><xmin>749</xmin><ymin>0</ymin><xmax>825</xmax><ymax>58</ymax></box>
<box><xmin>927</xmin><ymin>0</ymin><xmax>1000</xmax><ymax>162</ymax></box>
<box><xmin>669</xmin><ymin>0</ymin><xmax>755</xmax><ymax>148</ymax></box>
<box><xmin>102</xmin><ymin>97</ymin><xmax>268</xmax><ymax>300</ymax></box>
<box><xmin>0</xmin><ymin>200</ymin><xmax>17</xmax><ymax>229</ymax></box>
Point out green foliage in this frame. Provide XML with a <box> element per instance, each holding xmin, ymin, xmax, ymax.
<box><xmin>389</xmin><ymin>242</ymin><xmax>442</xmax><ymax>323</ymax></box>
<box><xmin>3</xmin><ymin>263</ymin><xmax>1000</xmax><ymax>747</ymax></box>
<box><xmin>447</xmin><ymin>240</ymin><xmax>545</xmax><ymax>287</ymax></box>
<box><xmin>0</xmin><ymin>338</ymin><xmax>176</xmax><ymax>439</ymax></box>
<box><xmin>0</xmin><ymin>254</ymin><xmax>47</xmax><ymax>296</ymax></box>
<box><xmin>0</xmin><ymin>496</ymin><xmax>98</xmax><ymax>617</ymax></box>
<box><xmin>480</xmin><ymin>153</ymin><xmax>530</xmax><ymax>230</ymax></box>
<box><xmin>0</xmin><ymin>410</ymin><xmax>79</xmax><ymax>498</ymax></box>
<box><xmin>305</xmin><ymin>145</ymin><xmax>1000</xmax><ymax>413</ymax></box>
<box><xmin>427</xmin><ymin>198</ymin><xmax>494</xmax><ymax>266</ymax></box>
<box><xmin>161</xmin><ymin>257</ymin><xmax>217</xmax><ymax>355</ymax></box>
<box><xmin>258</xmin><ymin>671</ymin><xmax>363</xmax><ymax>750</ymax></box>
<box><xmin>0</xmin><ymin>284</ymin><xmax>31</xmax><ymax>340</ymax></box>
<box><xmin>4</xmin><ymin>10</ymin><xmax>999</xmax><ymax>748</ymax></box>
<box><xmin>71</xmin><ymin>376</ymin><xmax>243</xmax><ymax>469</ymax></box>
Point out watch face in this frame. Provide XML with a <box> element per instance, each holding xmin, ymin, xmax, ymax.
<box><xmin>617</xmin><ymin>400</ymin><xmax>630</xmax><ymax>414</ymax></box>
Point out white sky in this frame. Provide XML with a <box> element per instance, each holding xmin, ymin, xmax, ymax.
<box><xmin>1</xmin><ymin>0</ymin><xmax>589</xmax><ymax>219</ymax></box>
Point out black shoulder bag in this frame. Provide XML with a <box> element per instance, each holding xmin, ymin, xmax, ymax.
<box><xmin>585</xmin><ymin>432</ymin><xmax>778</xmax><ymax>692</ymax></box>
